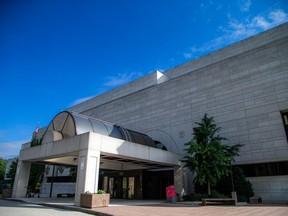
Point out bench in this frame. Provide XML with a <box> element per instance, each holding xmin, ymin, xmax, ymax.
<box><xmin>202</xmin><ymin>198</ymin><xmax>236</xmax><ymax>206</ymax></box>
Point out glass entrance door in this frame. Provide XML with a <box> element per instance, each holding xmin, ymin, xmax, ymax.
<box><xmin>120</xmin><ymin>176</ymin><xmax>135</xmax><ymax>199</ymax></box>
<box><xmin>100</xmin><ymin>170</ymin><xmax>141</xmax><ymax>199</ymax></box>
<box><xmin>105</xmin><ymin>176</ymin><xmax>135</xmax><ymax>199</ymax></box>
<box><xmin>128</xmin><ymin>177</ymin><xmax>135</xmax><ymax>198</ymax></box>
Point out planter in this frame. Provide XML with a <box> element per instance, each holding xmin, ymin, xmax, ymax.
<box><xmin>80</xmin><ymin>193</ymin><xmax>110</xmax><ymax>208</ymax></box>
<box><xmin>2</xmin><ymin>189</ymin><xmax>12</xmax><ymax>198</ymax></box>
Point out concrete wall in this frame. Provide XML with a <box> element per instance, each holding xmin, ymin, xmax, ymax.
<box><xmin>248</xmin><ymin>176</ymin><xmax>288</xmax><ymax>203</ymax></box>
<box><xmin>68</xmin><ymin>23</ymin><xmax>288</xmax><ymax>202</ymax></box>
<box><xmin>70</xmin><ymin>23</ymin><xmax>288</xmax><ymax>163</ymax></box>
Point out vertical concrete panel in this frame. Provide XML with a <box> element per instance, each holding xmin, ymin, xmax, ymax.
<box><xmin>74</xmin><ymin>150</ymin><xmax>100</xmax><ymax>206</ymax></box>
<box><xmin>174</xmin><ymin>166</ymin><xmax>185</xmax><ymax>200</ymax></box>
<box><xmin>12</xmin><ymin>160</ymin><xmax>31</xmax><ymax>198</ymax></box>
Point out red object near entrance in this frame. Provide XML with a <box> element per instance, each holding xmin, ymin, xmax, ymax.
<box><xmin>166</xmin><ymin>185</ymin><xmax>176</xmax><ymax>200</ymax></box>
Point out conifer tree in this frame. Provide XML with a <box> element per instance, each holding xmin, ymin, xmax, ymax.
<box><xmin>181</xmin><ymin>114</ymin><xmax>242</xmax><ymax>195</ymax></box>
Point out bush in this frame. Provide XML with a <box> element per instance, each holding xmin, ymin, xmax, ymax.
<box><xmin>210</xmin><ymin>190</ymin><xmax>228</xmax><ymax>198</ymax></box>
<box><xmin>216</xmin><ymin>167</ymin><xmax>254</xmax><ymax>202</ymax></box>
<box><xmin>191</xmin><ymin>167</ymin><xmax>254</xmax><ymax>202</ymax></box>
<box><xmin>97</xmin><ymin>189</ymin><xmax>106</xmax><ymax>194</ymax></box>
<box><xmin>183</xmin><ymin>193</ymin><xmax>209</xmax><ymax>201</ymax></box>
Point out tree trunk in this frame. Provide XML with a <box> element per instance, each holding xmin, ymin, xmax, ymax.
<box><xmin>208</xmin><ymin>181</ymin><xmax>211</xmax><ymax>196</ymax></box>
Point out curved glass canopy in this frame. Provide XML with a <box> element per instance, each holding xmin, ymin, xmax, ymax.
<box><xmin>42</xmin><ymin>111</ymin><xmax>156</xmax><ymax>148</ymax></box>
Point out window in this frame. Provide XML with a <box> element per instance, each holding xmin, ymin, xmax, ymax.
<box><xmin>281</xmin><ymin>110</ymin><xmax>288</xmax><ymax>141</ymax></box>
<box><xmin>237</xmin><ymin>161</ymin><xmax>288</xmax><ymax>177</ymax></box>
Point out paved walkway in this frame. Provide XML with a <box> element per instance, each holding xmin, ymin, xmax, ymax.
<box><xmin>3</xmin><ymin>197</ymin><xmax>288</xmax><ymax>216</ymax></box>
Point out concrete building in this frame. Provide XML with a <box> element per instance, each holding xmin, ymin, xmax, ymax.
<box><xmin>13</xmin><ymin>23</ymin><xmax>288</xmax><ymax>204</ymax></box>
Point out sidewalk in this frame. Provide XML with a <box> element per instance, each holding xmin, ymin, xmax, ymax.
<box><xmin>3</xmin><ymin>196</ymin><xmax>288</xmax><ymax>216</ymax></box>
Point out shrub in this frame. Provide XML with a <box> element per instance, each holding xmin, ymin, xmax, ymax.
<box><xmin>216</xmin><ymin>167</ymin><xmax>254</xmax><ymax>202</ymax></box>
<box><xmin>97</xmin><ymin>189</ymin><xmax>106</xmax><ymax>194</ymax></box>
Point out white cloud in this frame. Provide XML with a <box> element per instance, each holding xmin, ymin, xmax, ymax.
<box><xmin>239</xmin><ymin>0</ymin><xmax>251</xmax><ymax>12</ymax></box>
<box><xmin>183</xmin><ymin>52</ymin><xmax>193</xmax><ymax>59</ymax></box>
<box><xmin>104</xmin><ymin>71</ymin><xmax>143</xmax><ymax>87</ymax></box>
<box><xmin>69</xmin><ymin>71</ymin><xmax>144</xmax><ymax>107</ymax></box>
<box><xmin>184</xmin><ymin>9</ymin><xmax>288</xmax><ymax>59</ymax></box>
<box><xmin>69</xmin><ymin>96</ymin><xmax>94</xmax><ymax>107</ymax></box>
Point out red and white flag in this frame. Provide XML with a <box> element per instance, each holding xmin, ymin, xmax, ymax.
<box><xmin>34</xmin><ymin>125</ymin><xmax>39</xmax><ymax>134</ymax></box>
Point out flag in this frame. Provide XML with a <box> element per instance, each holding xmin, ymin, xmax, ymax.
<box><xmin>34</xmin><ymin>125</ymin><xmax>39</xmax><ymax>134</ymax></box>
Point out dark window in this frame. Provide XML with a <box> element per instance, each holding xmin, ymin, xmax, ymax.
<box><xmin>155</xmin><ymin>141</ymin><xmax>167</xmax><ymax>151</ymax></box>
<box><xmin>47</xmin><ymin>176</ymin><xmax>76</xmax><ymax>182</ymax></box>
<box><xmin>237</xmin><ymin>161</ymin><xmax>288</xmax><ymax>177</ymax></box>
<box><xmin>281</xmin><ymin>110</ymin><xmax>288</xmax><ymax>141</ymax></box>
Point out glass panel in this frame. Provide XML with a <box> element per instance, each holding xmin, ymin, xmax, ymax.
<box><xmin>102</xmin><ymin>176</ymin><xmax>108</xmax><ymax>193</ymax></box>
<box><xmin>90</xmin><ymin>120</ymin><xmax>109</xmax><ymax>136</ymax></box>
<box><xmin>62</xmin><ymin>115</ymin><xmax>76</xmax><ymax>138</ymax></box>
<box><xmin>106</xmin><ymin>124</ymin><xmax>123</xmax><ymax>140</ymax></box>
<box><xmin>109</xmin><ymin>178</ymin><xmax>114</xmax><ymax>197</ymax></box>
<box><xmin>53</xmin><ymin>112</ymin><xmax>68</xmax><ymax>131</ymax></box>
<box><xmin>129</xmin><ymin>130</ymin><xmax>145</xmax><ymax>145</ymax></box>
<box><xmin>128</xmin><ymin>177</ymin><xmax>135</xmax><ymax>199</ymax></box>
<box><xmin>142</xmin><ymin>135</ymin><xmax>155</xmax><ymax>147</ymax></box>
<box><xmin>122</xmin><ymin>177</ymin><xmax>127</xmax><ymax>199</ymax></box>
<box><xmin>73</xmin><ymin>115</ymin><xmax>93</xmax><ymax>135</ymax></box>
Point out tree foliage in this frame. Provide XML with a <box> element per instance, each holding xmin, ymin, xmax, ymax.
<box><xmin>69</xmin><ymin>166</ymin><xmax>77</xmax><ymax>182</ymax></box>
<box><xmin>6</xmin><ymin>159</ymin><xmax>18</xmax><ymax>188</ymax></box>
<box><xmin>0</xmin><ymin>157</ymin><xmax>7</xmax><ymax>180</ymax></box>
<box><xmin>6</xmin><ymin>159</ymin><xmax>45</xmax><ymax>190</ymax></box>
<box><xmin>216</xmin><ymin>167</ymin><xmax>254</xmax><ymax>202</ymax></box>
<box><xmin>29</xmin><ymin>163</ymin><xmax>45</xmax><ymax>189</ymax></box>
<box><xmin>181</xmin><ymin>113</ymin><xmax>242</xmax><ymax>195</ymax></box>
<box><xmin>30</xmin><ymin>135</ymin><xmax>43</xmax><ymax>147</ymax></box>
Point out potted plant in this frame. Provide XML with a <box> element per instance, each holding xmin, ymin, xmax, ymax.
<box><xmin>80</xmin><ymin>190</ymin><xmax>110</xmax><ymax>208</ymax></box>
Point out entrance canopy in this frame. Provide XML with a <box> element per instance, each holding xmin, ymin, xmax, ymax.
<box><xmin>19</xmin><ymin>111</ymin><xmax>183</xmax><ymax>169</ymax></box>
<box><xmin>14</xmin><ymin>111</ymin><xmax>184</xmax><ymax>205</ymax></box>
<box><xmin>42</xmin><ymin>111</ymin><xmax>155</xmax><ymax>148</ymax></box>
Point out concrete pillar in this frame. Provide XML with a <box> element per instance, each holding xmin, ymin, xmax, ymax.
<box><xmin>74</xmin><ymin>149</ymin><xmax>101</xmax><ymax>206</ymax></box>
<box><xmin>174</xmin><ymin>165</ymin><xmax>187</xmax><ymax>201</ymax></box>
<box><xmin>12</xmin><ymin>160</ymin><xmax>31</xmax><ymax>198</ymax></box>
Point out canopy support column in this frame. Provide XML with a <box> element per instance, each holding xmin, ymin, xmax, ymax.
<box><xmin>12</xmin><ymin>160</ymin><xmax>31</xmax><ymax>198</ymax></box>
<box><xmin>174</xmin><ymin>165</ymin><xmax>187</xmax><ymax>201</ymax></box>
<box><xmin>74</xmin><ymin>134</ymin><xmax>101</xmax><ymax>206</ymax></box>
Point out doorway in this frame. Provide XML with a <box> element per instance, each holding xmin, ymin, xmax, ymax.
<box><xmin>100</xmin><ymin>170</ymin><xmax>142</xmax><ymax>199</ymax></box>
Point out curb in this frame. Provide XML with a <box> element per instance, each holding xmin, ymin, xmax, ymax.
<box><xmin>0</xmin><ymin>197</ymin><xmax>112</xmax><ymax>216</ymax></box>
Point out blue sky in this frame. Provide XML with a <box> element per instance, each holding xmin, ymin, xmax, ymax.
<box><xmin>1</xmin><ymin>0</ymin><xmax>288</xmax><ymax>159</ymax></box>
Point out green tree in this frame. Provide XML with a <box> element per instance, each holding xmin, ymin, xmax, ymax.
<box><xmin>6</xmin><ymin>159</ymin><xmax>18</xmax><ymax>188</ymax></box>
<box><xmin>216</xmin><ymin>167</ymin><xmax>254</xmax><ymax>202</ymax></box>
<box><xmin>6</xmin><ymin>159</ymin><xmax>45</xmax><ymax>190</ymax></box>
<box><xmin>29</xmin><ymin>163</ymin><xmax>45</xmax><ymax>190</ymax></box>
<box><xmin>0</xmin><ymin>157</ymin><xmax>7</xmax><ymax>180</ymax></box>
<box><xmin>181</xmin><ymin>114</ymin><xmax>242</xmax><ymax>195</ymax></box>
<box><xmin>69</xmin><ymin>166</ymin><xmax>77</xmax><ymax>182</ymax></box>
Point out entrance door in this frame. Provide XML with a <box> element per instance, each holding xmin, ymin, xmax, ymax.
<box><xmin>142</xmin><ymin>170</ymin><xmax>173</xmax><ymax>199</ymax></box>
<box><xmin>100</xmin><ymin>170</ymin><xmax>142</xmax><ymax>199</ymax></box>
<box><xmin>128</xmin><ymin>177</ymin><xmax>135</xmax><ymax>198</ymax></box>
<box><xmin>104</xmin><ymin>176</ymin><xmax>136</xmax><ymax>199</ymax></box>
<box><xmin>121</xmin><ymin>177</ymin><xmax>135</xmax><ymax>198</ymax></box>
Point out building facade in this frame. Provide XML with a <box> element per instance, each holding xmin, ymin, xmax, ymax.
<box><xmin>13</xmin><ymin>23</ymin><xmax>288</xmax><ymax>203</ymax></box>
<box><xmin>68</xmin><ymin>23</ymin><xmax>288</xmax><ymax>203</ymax></box>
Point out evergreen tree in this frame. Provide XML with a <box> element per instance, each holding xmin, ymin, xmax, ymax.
<box><xmin>0</xmin><ymin>157</ymin><xmax>7</xmax><ymax>180</ymax></box>
<box><xmin>6</xmin><ymin>159</ymin><xmax>18</xmax><ymax>188</ymax></box>
<box><xmin>216</xmin><ymin>167</ymin><xmax>254</xmax><ymax>202</ymax></box>
<box><xmin>181</xmin><ymin>114</ymin><xmax>242</xmax><ymax>195</ymax></box>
